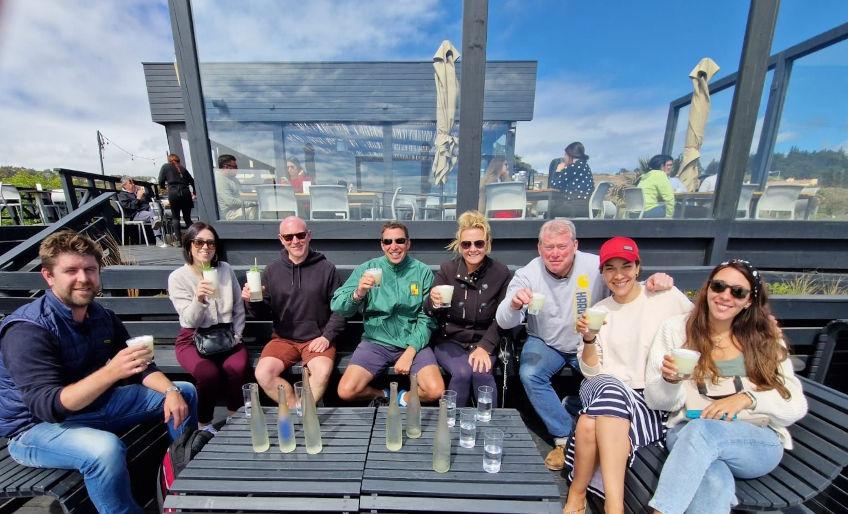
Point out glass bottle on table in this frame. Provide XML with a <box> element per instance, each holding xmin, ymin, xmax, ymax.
<box><xmin>301</xmin><ymin>368</ymin><xmax>323</xmax><ymax>454</ymax></box>
<box><xmin>249</xmin><ymin>384</ymin><xmax>270</xmax><ymax>452</ymax></box>
<box><xmin>432</xmin><ymin>398</ymin><xmax>452</xmax><ymax>473</ymax></box>
<box><xmin>406</xmin><ymin>373</ymin><xmax>422</xmax><ymax>439</ymax></box>
<box><xmin>276</xmin><ymin>384</ymin><xmax>296</xmax><ymax>453</ymax></box>
<box><xmin>386</xmin><ymin>381</ymin><xmax>403</xmax><ymax>451</ymax></box>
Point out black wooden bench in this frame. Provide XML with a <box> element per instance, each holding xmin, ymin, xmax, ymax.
<box><xmin>0</xmin><ymin>419</ymin><xmax>169</xmax><ymax>513</ymax></box>
<box><xmin>612</xmin><ymin>376</ymin><xmax>848</xmax><ymax>513</ymax></box>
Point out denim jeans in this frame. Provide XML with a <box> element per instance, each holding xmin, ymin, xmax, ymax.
<box><xmin>649</xmin><ymin>419</ymin><xmax>783</xmax><ymax>514</ymax></box>
<box><xmin>518</xmin><ymin>336</ymin><xmax>582</xmax><ymax>439</ymax></box>
<box><xmin>8</xmin><ymin>382</ymin><xmax>197</xmax><ymax>514</ymax></box>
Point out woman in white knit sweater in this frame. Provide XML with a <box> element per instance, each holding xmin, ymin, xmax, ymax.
<box><xmin>167</xmin><ymin>222</ymin><xmax>248</xmax><ymax>433</ymax></box>
<box><xmin>562</xmin><ymin>237</ymin><xmax>692</xmax><ymax>514</ymax></box>
<box><xmin>644</xmin><ymin>260</ymin><xmax>807</xmax><ymax>513</ymax></box>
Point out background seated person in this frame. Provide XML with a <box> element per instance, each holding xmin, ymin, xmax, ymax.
<box><xmin>548</xmin><ymin>142</ymin><xmax>594</xmax><ymax>218</ymax></box>
<box><xmin>477</xmin><ymin>156</ymin><xmax>511</xmax><ymax>213</ymax></box>
<box><xmin>215</xmin><ymin>154</ymin><xmax>257</xmax><ymax>220</ymax></box>
<box><xmin>638</xmin><ymin>154</ymin><xmax>675</xmax><ymax>218</ymax></box>
<box><xmin>332</xmin><ymin>221</ymin><xmax>443</xmax><ymax>406</ymax></box>
<box><xmin>118</xmin><ymin>176</ymin><xmax>165</xmax><ymax>247</ymax></box>
<box><xmin>281</xmin><ymin>157</ymin><xmax>311</xmax><ymax>193</ymax></box>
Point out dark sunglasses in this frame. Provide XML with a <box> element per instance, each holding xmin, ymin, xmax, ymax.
<box><xmin>381</xmin><ymin>237</ymin><xmax>407</xmax><ymax>246</ymax></box>
<box><xmin>191</xmin><ymin>239</ymin><xmax>216</xmax><ymax>249</ymax></box>
<box><xmin>708</xmin><ymin>279</ymin><xmax>750</xmax><ymax>299</ymax></box>
<box><xmin>281</xmin><ymin>231</ymin><xmax>308</xmax><ymax>242</ymax></box>
<box><xmin>460</xmin><ymin>240</ymin><xmax>486</xmax><ymax>250</ymax></box>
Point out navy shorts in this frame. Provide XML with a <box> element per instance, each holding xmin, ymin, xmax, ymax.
<box><xmin>349</xmin><ymin>340</ymin><xmax>438</xmax><ymax>377</ymax></box>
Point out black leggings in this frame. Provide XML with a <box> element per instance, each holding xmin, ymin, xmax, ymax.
<box><xmin>169</xmin><ymin>190</ymin><xmax>193</xmax><ymax>239</ymax></box>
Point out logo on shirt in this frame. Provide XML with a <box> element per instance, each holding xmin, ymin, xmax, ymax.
<box><xmin>104</xmin><ymin>339</ymin><xmax>111</xmax><ymax>345</ymax></box>
<box><xmin>410</xmin><ymin>283</ymin><xmax>420</xmax><ymax>296</ymax></box>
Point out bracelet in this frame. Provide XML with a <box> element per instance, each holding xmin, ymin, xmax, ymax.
<box><xmin>582</xmin><ymin>335</ymin><xmax>597</xmax><ymax>344</ymax></box>
<box><xmin>164</xmin><ymin>385</ymin><xmax>181</xmax><ymax>395</ymax></box>
<box><xmin>742</xmin><ymin>390</ymin><xmax>757</xmax><ymax>409</ymax></box>
<box><xmin>352</xmin><ymin>289</ymin><xmax>364</xmax><ymax>302</ymax></box>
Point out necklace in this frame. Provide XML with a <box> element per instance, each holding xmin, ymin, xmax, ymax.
<box><xmin>710</xmin><ymin>332</ymin><xmax>734</xmax><ymax>350</ymax></box>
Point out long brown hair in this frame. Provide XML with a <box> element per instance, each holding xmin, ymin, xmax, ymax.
<box><xmin>685</xmin><ymin>260</ymin><xmax>791</xmax><ymax>398</ymax></box>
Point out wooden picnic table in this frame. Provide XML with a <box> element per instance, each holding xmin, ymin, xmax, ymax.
<box><xmin>360</xmin><ymin>407</ymin><xmax>562</xmax><ymax>513</ymax></box>
<box><xmin>163</xmin><ymin>407</ymin><xmax>373</xmax><ymax>513</ymax></box>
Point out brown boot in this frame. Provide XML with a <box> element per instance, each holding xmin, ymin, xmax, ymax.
<box><xmin>545</xmin><ymin>445</ymin><xmax>565</xmax><ymax>471</ymax></box>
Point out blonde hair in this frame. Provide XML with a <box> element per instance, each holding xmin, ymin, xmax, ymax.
<box><xmin>446</xmin><ymin>210</ymin><xmax>492</xmax><ymax>255</ymax></box>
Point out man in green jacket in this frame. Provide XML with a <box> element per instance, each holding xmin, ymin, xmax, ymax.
<box><xmin>333</xmin><ymin>221</ymin><xmax>443</xmax><ymax>405</ymax></box>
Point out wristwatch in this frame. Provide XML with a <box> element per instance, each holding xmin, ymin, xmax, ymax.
<box><xmin>742</xmin><ymin>390</ymin><xmax>757</xmax><ymax>409</ymax></box>
<box><xmin>164</xmin><ymin>385</ymin><xmax>181</xmax><ymax>395</ymax></box>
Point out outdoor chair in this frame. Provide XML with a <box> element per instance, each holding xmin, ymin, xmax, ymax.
<box><xmin>50</xmin><ymin>189</ymin><xmax>68</xmax><ymax>217</ymax></box>
<box><xmin>391</xmin><ymin>187</ymin><xmax>418</xmax><ymax>221</ymax></box>
<box><xmin>621</xmin><ymin>187</ymin><xmax>645</xmax><ymax>219</ymax></box>
<box><xmin>484</xmin><ymin>182</ymin><xmax>526</xmax><ymax>219</ymax></box>
<box><xmin>309</xmin><ymin>185</ymin><xmax>349</xmax><ymax>220</ymax></box>
<box><xmin>421</xmin><ymin>195</ymin><xmax>443</xmax><ymax>220</ymax></box>
<box><xmin>113</xmin><ymin>199</ymin><xmax>150</xmax><ymax>246</ymax></box>
<box><xmin>755</xmin><ymin>184</ymin><xmax>805</xmax><ymax>220</ymax></box>
<box><xmin>0</xmin><ymin>183</ymin><xmax>25</xmax><ymax>224</ymax></box>
<box><xmin>256</xmin><ymin>184</ymin><xmax>298</xmax><ymax>220</ymax></box>
<box><xmin>589</xmin><ymin>181</ymin><xmax>613</xmax><ymax>219</ymax></box>
<box><xmin>736</xmin><ymin>184</ymin><xmax>757</xmax><ymax>218</ymax></box>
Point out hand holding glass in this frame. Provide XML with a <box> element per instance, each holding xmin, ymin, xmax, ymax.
<box><xmin>434</xmin><ymin>285</ymin><xmax>454</xmax><ymax>308</ymax></box>
<box><xmin>672</xmin><ymin>348</ymin><xmax>701</xmax><ymax>379</ymax></box>
<box><xmin>527</xmin><ymin>292</ymin><xmax>546</xmax><ymax>315</ymax></box>
<box><xmin>585</xmin><ymin>308</ymin><xmax>607</xmax><ymax>331</ymax></box>
<box><xmin>366</xmin><ymin>268</ymin><xmax>382</xmax><ymax>288</ymax></box>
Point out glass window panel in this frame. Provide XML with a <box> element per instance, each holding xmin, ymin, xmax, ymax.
<box><xmin>769</xmin><ymin>39</ymin><xmax>848</xmax><ymax>220</ymax></box>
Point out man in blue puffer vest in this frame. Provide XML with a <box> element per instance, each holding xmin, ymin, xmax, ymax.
<box><xmin>0</xmin><ymin>230</ymin><xmax>198</xmax><ymax>514</ymax></box>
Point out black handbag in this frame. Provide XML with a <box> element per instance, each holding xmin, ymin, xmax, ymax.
<box><xmin>193</xmin><ymin>323</ymin><xmax>235</xmax><ymax>356</ymax></box>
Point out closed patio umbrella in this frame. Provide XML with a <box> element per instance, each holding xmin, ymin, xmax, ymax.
<box><xmin>678</xmin><ymin>57</ymin><xmax>720</xmax><ymax>191</ymax></box>
<box><xmin>431</xmin><ymin>40</ymin><xmax>460</xmax><ymax>186</ymax></box>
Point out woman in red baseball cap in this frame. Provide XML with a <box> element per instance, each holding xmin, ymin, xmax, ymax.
<box><xmin>562</xmin><ymin>236</ymin><xmax>692</xmax><ymax>514</ymax></box>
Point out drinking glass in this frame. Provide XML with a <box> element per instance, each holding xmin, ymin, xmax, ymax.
<box><xmin>294</xmin><ymin>381</ymin><xmax>303</xmax><ymax>416</ymax></box>
<box><xmin>442</xmin><ymin>390</ymin><xmax>457</xmax><ymax>427</ymax></box>
<box><xmin>459</xmin><ymin>408</ymin><xmax>477</xmax><ymax>448</ymax></box>
<box><xmin>477</xmin><ymin>385</ymin><xmax>493</xmax><ymax>422</ymax></box>
<box><xmin>242</xmin><ymin>383</ymin><xmax>255</xmax><ymax>418</ymax></box>
<box><xmin>483</xmin><ymin>428</ymin><xmax>504</xmax><ymax>473</ymax></box>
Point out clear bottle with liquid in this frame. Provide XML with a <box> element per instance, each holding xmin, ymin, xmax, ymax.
<box><xmin>432</xmin><ymin>397</ymin><xmax>452</xmax><ymax>473</ymax></box>
<box><xmin>276</xmin><ymin>384</ymin><xmax>296</xmax><ymax>453</ymax></box>
<box><xmin>301</xmin><ymin>369</ymin><xmax>323</xmax><ymax>454</ymax></box>
<box><xmin>406</xmin><ymin>373</ymin><xmax>422</xmax><ymax>439</ymax></box>
<box><xmin>249</xmin><ymin>385</ymin><xmax>270</xmax><ymax>452</ymax></box>
<box><xmin>386</xmin><ymin>381</ymin><xmax>403</xmax><ymax>451</ymax></box>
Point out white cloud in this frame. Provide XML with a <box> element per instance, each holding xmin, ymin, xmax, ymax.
<box><xmin>515</xmin><ymin>75</ymin><xmax>670</xmax><ymax>173</ymax></box>
<box><xmin>0</xmin><ymin>0</ymin><xmax>173</xmax><ymax>176</ymax></box>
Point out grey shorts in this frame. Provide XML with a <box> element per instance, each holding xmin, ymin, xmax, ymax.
<box><xmin>349</xmin><ymin>340</ymin><xmax>438</xmax><ymax>377</ymax></box>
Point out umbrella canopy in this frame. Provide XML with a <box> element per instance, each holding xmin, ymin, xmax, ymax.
<box><xmin>677</xmin><ymin>57</ymin><xmax>720</xmax><ymax>191</ymax></box>
<box><xmin>431</xmin><ymin>40</ymin><xmax>460</xmax><ymax>186</ymax></box>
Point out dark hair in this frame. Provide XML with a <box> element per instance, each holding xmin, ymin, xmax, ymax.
<box><xmin>381</xmin><ymin>220</ymin><xmax>409</xmax><ymax>239</ymax></box>
<box><xmin>287</xmin><ymin>157</ymin><xmax>302</xmax><ymax>171</ymax></box>
<box><xmin>217</xmin><ymin>154</ymin><xmax>236</xmax><ymax>168</ymax></box>
<box><xmin>39</xmin><ymin>230</ymin><xmax>104</xmax><ymax>272</ymax></box>
<box><xmin>565</xmin><ymin>142</ymin><xmax>588</xmax><ymax>161</ymax></box>
<box><xmin>181</xmin><ymin>222</ymin><xmax>222</xmax><ymax>266</ymax></box>
<box><xmin>648</xmin><ymin>154</ymin><xmax>673</xmax><ymax>171</ymax></box>
<box><xmin>685</xmin><ymin>259</ymin><xmax>790</xmax><ymax>398</ymax></box>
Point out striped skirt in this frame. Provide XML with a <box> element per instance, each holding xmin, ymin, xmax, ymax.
<box><xmin>564</xmin><ymin>374</ymin><xmax>667</xmax><ymax>498</ymax></box>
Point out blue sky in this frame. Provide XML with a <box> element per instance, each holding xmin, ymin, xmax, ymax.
<box><xmin>0</xmin><ymin>0</ymin><xmax>845</xmax><ymax>177</ymax></box>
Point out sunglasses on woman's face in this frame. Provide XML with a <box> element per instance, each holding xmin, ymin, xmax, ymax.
<box><xmin>191</xmin><ymin>239</ymin><xmax>216</xmax><ymax>249</ymax></box>
<box><xmin>708</xmin><ymin>279</ymin><xmax>750</xmax><ymax>299</ymax></box>
<box><xmin>460</xmin><ymin>240</ymin><xmax>486</xmax><ymax>250</ymax></box>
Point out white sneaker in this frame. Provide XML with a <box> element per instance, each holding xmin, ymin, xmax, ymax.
<box><xmin>157</xmin><ymin>240</ymin><xmax>168</xmax><ymax>248</ymax></box>
<box><xmin>201</xmin><ymin>424</ymin><xmax>218</xmax><ymax>435</ymax></box>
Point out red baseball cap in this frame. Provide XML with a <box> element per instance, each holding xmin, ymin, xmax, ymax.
<box><xmin>599</xmin><ymin>237</ymin><xmax>640</xmax><ymax>268</ymax></box>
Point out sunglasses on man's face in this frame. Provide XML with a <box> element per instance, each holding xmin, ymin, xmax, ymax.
<box><xmin>280</xmin><ymin>231</ymin><xmax>308</xmax><ymax>242</ymax></box>
<box><xmin>381</xmin><ymin>237</ymin><xmax>407</xmax><ymax>246</ymax></box>
<box><xmin>708</xmin><ymin>279</ymin><xmax>750</xmax><ymax>299</ymax></box>
<box><xmin>460</xmin><ymin>240</ymin><xmax>486</xmax><ymax>250</ymax></box>
<box><xmin>191</xmin><ymin>239</ymin><xmax>216</xmax><ymax>249</ymax></box>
